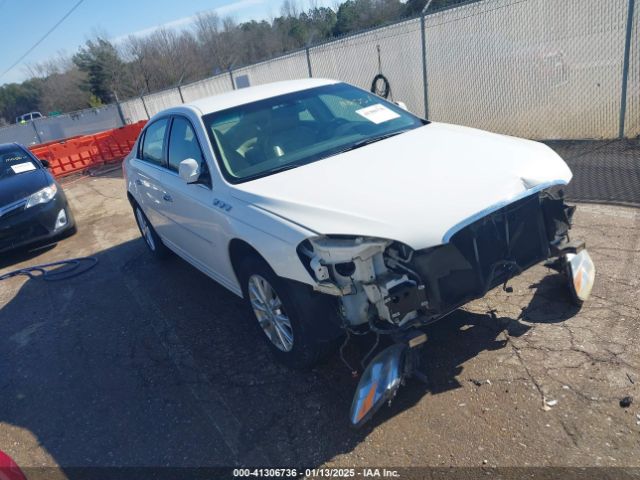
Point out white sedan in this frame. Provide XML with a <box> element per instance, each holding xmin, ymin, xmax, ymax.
<box><xmin>124</xmin><ymin>79</ymin><xmax>594</xmax><ymax>425</ymax></box>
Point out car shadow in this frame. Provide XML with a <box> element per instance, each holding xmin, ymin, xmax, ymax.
<box><xmin>0</xmin><ymin>238</ymin><xmax>582</xmax><ymax>474</ymax></box>
<box><xmin>0</xmin><ymin>243</ymin><xmax>57</xmax><ymax>270</ymax></box>
<box><xmin>521</xmin><ymin>272</ymin><xmax>582</xmax><ymax>324</ymax></box>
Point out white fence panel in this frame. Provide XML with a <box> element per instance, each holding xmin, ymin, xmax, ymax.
<box><xmin>309</xmin><ymin>18</ymin><xmax>424</xmax><ymax>116</ymax></box>
<box><xmin>424</xmin><ymin>0</ymin><xmax>628</xmax><ymax>140</ymax></box>
<box><xmin>232</xmin><ymin>50</ymin><xmax>310</xmax><ymax>87</ymax></box>
<box><xmin>181</xmin><ymin>74</ymin><xmax>234</xmax><ymax>103</ymax></box>
<box><xmin>120</xmin><ymin>98</ymin><xmax>148</xmax><ymax>123</ymax></box>
<box><xmin>142</xmin><ymin>89</ymin><xmax>183</xmax><ymax>117</ymax></box>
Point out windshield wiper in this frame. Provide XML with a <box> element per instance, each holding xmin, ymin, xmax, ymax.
<box><xmin>244</xmin><ymin>163</ymin><xmax>301</xmax><ymax>181</ymax></box>
<box><xmin>328</xmin><ymin>129</ymin><xmax>413</xmax><ymax>157</ymax></box>
<box><xmin>268</xmin><ymin>163</ymin><xmax>301</xmax><ymax>175</ymax></box>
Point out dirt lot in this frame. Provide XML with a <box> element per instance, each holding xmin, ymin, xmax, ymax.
<box><xmin>1</xmin><ymin>171</ymin><xmax>639</xmax><ymax>476</ymax></box>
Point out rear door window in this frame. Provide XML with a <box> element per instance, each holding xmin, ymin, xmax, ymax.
<box><xmin>141</xmin><ymin>119</ymin><xmax>169</xmax><ymax>167</ymax></box>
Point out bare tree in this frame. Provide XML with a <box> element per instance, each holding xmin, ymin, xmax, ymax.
<box><xmin>194</xmin><ymin>12</ymin><xmax>240</xmax><ymax>73</ymax></box>
<box><xmin>281</xmin><ymin>0</ymin><xmax>300</xmax><ymax>18</ymax></box>
<box><xmin>25</xmin><ymin>53</ymin><xmax>91</xmax><ymax>112</ymax></box>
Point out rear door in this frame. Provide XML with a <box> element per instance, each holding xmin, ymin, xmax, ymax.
<box><xmin>129</xmin><ymin>118</ymin><xmax>172</xmax><ymax>238</ymax></box>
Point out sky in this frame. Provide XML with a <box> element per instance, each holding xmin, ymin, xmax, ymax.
<box><xmin>0</xmin><ymin>0</ymin><xmax>335</xmax><ymax>86</ymax></box>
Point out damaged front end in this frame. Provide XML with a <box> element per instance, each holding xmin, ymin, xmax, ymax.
<box><xmin>298</xmin><ymin>187</ymin><xmax>595</xmax><ymax>427</ymax></box>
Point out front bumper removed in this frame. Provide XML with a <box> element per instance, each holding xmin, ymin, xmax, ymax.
<box><xmin>348</xmin><ymin>189</ymin><xmax>595</xmax><ymax>427</ymax></box>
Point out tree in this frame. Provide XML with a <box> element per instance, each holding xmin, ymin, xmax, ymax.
<box><xmin>403</xmin><ymin>0</ymin><xmax>427</xmax><ymax>16</ymax></box>
<box><xmin>194</xmin><ymin>12</ymin><xmax>240</xmax><ymax>73</ymax></box>
<box><xmin>27</xmin><ymin>54</ymin><xmax>92</xmax><ymax>112</ymax></box>
<box><xmin>334</xmin><ymin>0</ymin><xmax>358</xmax><ymax>35</ymax></box>
<box><xmin>73</xmin><ymin>38</ymin><xmax>125</xmax><ymax>103</ymax></box>
<box><xmin>121</xmin><ymin>29</ymin><xmax>203</xmax><ymax>93</ymax></box>
<box><xmin>404</xmin><ymin>0</ymin><xmax>478</xmax><ymax>16</ymax></box>
<box><xmin>238</xmin><ymin>20</ymin><xmax>281</xmax><ymax>64</ymax></box>
<box><xmin>304</xmin><ymin>7</ymin><xmax>337</xmax><ymax>43</ymax></box>
<box><xmin>0</xmin><ymin>79</ymin><xmax>42</xmax><ymax>123</ymax></box>
<box><xmin>334</xmin><ymin>0</ymin><xmax>403</xmax><ymax>36</ymax></box>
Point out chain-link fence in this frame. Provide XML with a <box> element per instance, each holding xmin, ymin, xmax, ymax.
<box><xmin>624</xmin><ymin>0</ymin><xmax>639</xmax><ymax>138</ymax></box>
<box><xmin>1</xmin><ymin>0</ymin><xmax>636</xmax><ymax>146</ymax></box>
<box><xmin>307</xmin><ymin>17</ymin><xmax>424</xmax><ymax>116</ymax></box>
<box><xmin>116</xmin><ymin>0</ymin><xmax>638</xmax><ymax>142</ymax></box>
<box><xmin>425</xmin><ymin>0</ymin><xmax>628</xmax><ymax>139</ymax></box>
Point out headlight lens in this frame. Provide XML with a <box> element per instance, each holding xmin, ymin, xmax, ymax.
<box><xmin>25</xmin><ymin>184</ymin><xmax>57</xmax><ymax>209</ymax></box>
<box><xmin>350</xmin><ymin>343</ymin><xmax>405</xmax><ymax>427</ymax></box>
<box><xmin>565</xmin><ymin>249</ymin><xmax>596</xmax><ymax>302</ymax></box>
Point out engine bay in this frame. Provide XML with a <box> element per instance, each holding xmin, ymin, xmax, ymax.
<box><xmin>298</xmin><ymin>188</ymin><xmax>578</xmax><ymax>334</ymax></box>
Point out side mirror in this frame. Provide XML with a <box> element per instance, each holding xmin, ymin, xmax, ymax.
<box><xmin>39</xmin><ymin>159</ymin><xmax>50</xmax><ymax>168</ymax></box>
<box><xmin>394</xmin><ymin>101</ymin><xmax>408</xmax><ymax>111</ymax></box>
<box><xmin>178</xmin><ymin>158</ymin><xmax>201</xmax><ymax>184</ymax></box>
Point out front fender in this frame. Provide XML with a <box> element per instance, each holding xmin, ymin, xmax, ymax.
<box><xmin>225</xmin><ymin>203</ymin><xmax>318</xmax><ymax>293</ymax></box>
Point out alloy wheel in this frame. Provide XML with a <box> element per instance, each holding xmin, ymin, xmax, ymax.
<box><xmin>248</xmin><ymin>274</ymin><xmax>294</xmax><ymax>352</ymax></box>
<box><xmin>135</xmin><ymin>208</ymin><xmax>156</xmax><ymax>251</ymax></box>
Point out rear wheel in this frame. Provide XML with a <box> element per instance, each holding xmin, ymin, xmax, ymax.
<box><xmin>239</xmin><ymin>256</ymin><xmax>343</xmax><ymax>370</ymax></box>
<box><xmin>133</xmin><ymin>204</ymin><xmax>169</xmax><ymax>258</ymax></box>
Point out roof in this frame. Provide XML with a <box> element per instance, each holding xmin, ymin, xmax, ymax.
<box><xmin>185</xmin><ymin>78</ymin><xmax>339</xmax><ymax>115</ymax></box>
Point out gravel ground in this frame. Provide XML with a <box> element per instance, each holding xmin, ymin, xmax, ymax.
<box><xmin>0</xmin><ymin>171</ymin><xmax>639</xmax><ymax>478</ymax></box>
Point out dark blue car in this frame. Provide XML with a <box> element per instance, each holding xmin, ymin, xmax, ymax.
<box><xmin>0</xmin><ymin>143</ymin><xmax>76</xmax><ymax>253</ymax></box>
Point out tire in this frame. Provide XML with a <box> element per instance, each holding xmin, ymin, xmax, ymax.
<box><xmin>133</xmin><ymin>204</ymin><xmax>169</xmax><ymax>259</ymax></box>
<box><xmin>238</xmin><ymin>256</ymin><xmax>343</xmax><ymax>370</ymax></box>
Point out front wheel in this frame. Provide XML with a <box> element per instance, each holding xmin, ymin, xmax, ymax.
<box><xmin>239</xmin><ymin>256</ymin><xmax>343</xmax><ymax>370</ymax></box>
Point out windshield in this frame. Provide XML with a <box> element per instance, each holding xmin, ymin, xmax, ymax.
<box><xmin>0</xmin><ymin>146</ymin><xmax>39</xmax><ymax>180</ymax></box>
<box><xmin>203</xmin><ymin>83</ymin><xmax>426</xmax><ymax>183</ymax></box>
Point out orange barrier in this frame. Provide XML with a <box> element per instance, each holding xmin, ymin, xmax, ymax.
<box><xmin>29</xmin><ymin>121</ymin><xmax>146</xmax><ymax>178</ymax></box>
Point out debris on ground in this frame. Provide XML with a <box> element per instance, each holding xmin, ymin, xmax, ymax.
<box><xmin>470</xmin><ymin>379</ymin><xmax>492</xmax><ymax>387</ymax></box>
<box><xmin>543</xmin><ymin>397</ymin><xmax>558</xmax><ymax>411</ymax></box>
<box><xmin>627</xmin><ymin>373</ymin><xmax>635</xmax><ymax>384</ymax></box>
<box><xmin>619</xmin><ymin>396</ymin><xmax>633</xmax><ymax>408</ymax></box>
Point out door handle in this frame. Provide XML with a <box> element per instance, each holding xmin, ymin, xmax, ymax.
<box><xmin>163</xmin><ymin>194</ymin><xmax>173</xmax><ymax>202</ymax></box>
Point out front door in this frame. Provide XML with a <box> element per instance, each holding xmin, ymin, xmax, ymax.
<box><xmin>160</xmin><ymin>116</ymin><xmax>231</xmax><ymax>284</ymax></box>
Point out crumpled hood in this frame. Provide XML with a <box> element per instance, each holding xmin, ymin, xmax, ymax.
<box><xmin>231</xmin><ymin>122</ymin><xmax>572</xmax><ymax>250</ymax></box>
